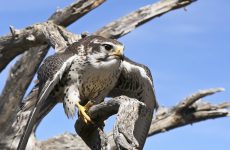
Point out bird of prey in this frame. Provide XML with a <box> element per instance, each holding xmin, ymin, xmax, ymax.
<box><xmin>37</xmin><ymin>35</ymin><xmax>124</xmax><ymax>121</ymax></box>
<box><xmin>18</xmin><ymin>35</ymin><xmax>158</xmax><ymax>150</ymax></box>
<box><xmin>18</xmin><ymin>35</ymin><xmax>124</xmax><ymax>149</ymax></box>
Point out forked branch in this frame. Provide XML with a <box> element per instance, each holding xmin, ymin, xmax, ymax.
<box><xmin>148</xmin><ymin>88</ymin><xmax>229</xmax><ymax>136</ymax></box>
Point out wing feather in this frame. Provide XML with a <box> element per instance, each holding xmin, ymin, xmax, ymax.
<box><xmin>17</xmin><ymin>54</ymin><xmax>78</xmax><ymax>150</ymax></box>
<box><xmin>109</xmin><ymin>56</ymin><xmax>158</xmax><ymax>110</ymax></box>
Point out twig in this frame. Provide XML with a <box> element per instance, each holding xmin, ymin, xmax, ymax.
<box><xmin>175</xmin><ymin>88</ymin><xmax>225</xmax><ymax>112</ymax></box>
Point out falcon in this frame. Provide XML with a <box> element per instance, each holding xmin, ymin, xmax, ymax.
<box><xmin>18</xmin><ymin>35</ymin><xmax>124</xmax><ymax>149</ymax></box>
<box><xmin>18</xmin><ymin>35</ymin><xmax>158</xmax><ymax>150</ymax></box>
<box><xmin>37</xmin><ymin>35</ymin><xmax>124</xmax><ymax>122</ymax></box>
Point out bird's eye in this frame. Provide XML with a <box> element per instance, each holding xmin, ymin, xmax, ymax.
<box><xmin>102</xmin><ymin>44</ymin><xmax>113</xmax><ymax>51</ymax></box>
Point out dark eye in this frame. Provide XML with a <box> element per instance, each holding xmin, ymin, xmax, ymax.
<box><xmin>102</xmin><ymin>44</ymin><xmax>113</xmax><ymax>51</ymax></box>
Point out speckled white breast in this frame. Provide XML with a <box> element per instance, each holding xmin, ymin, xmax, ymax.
<box><xmin>68</xmin><ymin>57</ymin><xmax>122</xmax><ymax>104</ymax></box>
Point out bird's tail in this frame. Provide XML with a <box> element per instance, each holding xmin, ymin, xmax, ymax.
<box><xmin>0</xmin><ymin>85</ymin><xmax>39</xmax><ymax>150</ymax></box>
<box><xmin>8</xmin><ymin>84</ymin><xmax>57</xmax><ymax>150</ymax></box>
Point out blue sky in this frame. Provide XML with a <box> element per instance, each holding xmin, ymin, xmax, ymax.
<box><xmin>0</xmin><ymin>0</ymin><xmax>230</xmax><ymax>149</ymax></box>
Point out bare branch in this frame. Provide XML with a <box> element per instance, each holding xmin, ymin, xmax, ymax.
<box><xmin>95</xmin><ymin>0</ymin><xmax>196</xmax><ymax>38</ymax></box>
<box><xmin>175</xmin><ymin>88</ymin><xmax>225</xmax><ymax>112</ymax></box>
<box><xmin>49</xmin><ymin>0</ymin><xmax>106</xmax><ymax>27</ymax></box>
<box><xmin>2</xmin><ymin>22</ymin><xmax>79</xmax><ymax>64</ymax></box>
<box><xmin>40</xmin><ymin>22</ymin><xmax>80</xmax><ymax>52</ymax></box>
<box><xmin>0</xmin><ymin>0</ymin><xmax>106</xmax><ymax>72</ymax></box>
<box><xmin>218</xmin><ymin>102</ymin><xmax>230</xmax><ymax>109</ymax></box>
<box><xmin>148</xmin><ymin>88</ymin><xmax>229</xmax><ymax>136</ymax></box>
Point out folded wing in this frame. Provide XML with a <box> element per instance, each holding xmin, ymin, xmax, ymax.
<box><xmin>17</xmin><ymin>53</ymin><xmax>78</xmax><ymax>150</ymax></box>
<box><xmin>109</xmin><ymin>56</ymin><xmax>158</xmax><ymax>110</ymax></box>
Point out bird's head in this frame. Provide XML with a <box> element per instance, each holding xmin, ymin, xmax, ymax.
<box><xmin>77</xmin><ymin>35</ymin><xmax>124</xmax><ymax>62</ymax></box>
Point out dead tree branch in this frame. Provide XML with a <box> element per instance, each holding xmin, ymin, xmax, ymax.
<box><xmin>95</xmin><ymin>0</ymin><xmax>196</xmax><ymax>38</ymax></box>
<box><xmin>75</xmin><ymin>96</ymin><xmax>149</xmax><ymax>150</ymax></box>
<box><xmin>49</xmin><ymin>0</ymin><xmax>106</xmax><ymax>27</ymax></box>
<box><xmin>5</xmin><ymin>88</ymin><xmax>228</xmax><ymax>150</ymax></box>
<box><xmin>0</xmin><ymin>0</ymin><xmax>106</xmax><ymax>72</ymax></box>
<box><xmin>148</xmin><ymin>88</ymin><xmax>229</xmax><ymax>136</ymax></box>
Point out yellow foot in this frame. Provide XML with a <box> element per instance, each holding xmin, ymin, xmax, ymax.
<box><xmin>84</xmin><ymin>101</ymin><xmax>94</xmax><ymax>110</ymax></box>
<box><xmin>76</xmin><ymin>101</ymin><xmax>94</xmax><ymax>124</ymax></box>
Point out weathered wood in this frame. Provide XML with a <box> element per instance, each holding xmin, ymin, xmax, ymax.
<box><xmin>40</xmin><ymin>22</ymin><xmax>80</xmax><ymax>52</ymax></box>
<box><xmin>148</xmin><ymin>88</ymin><xmax>229</xmax><ymax>136</ymax></box>
<box><xmin>113</xmin><ymin>97</ymin><xmax>146</xmax><ymax>150</ymax></box>
<box><xmin>75</xmin><ymin>96</ymin><xmax>149</xmax><ymax>150</ymax></box>
<box><xmin>174</xmin><ymin>88</ymin><xmax>224</xmax><ymax>112</ymax></box>
<box><xmin>95</xmin><ymin>0</ymin><xmax>195</xmax><ymax>38</ymax></box>
<box><xmin>49</xmin><ymin>0</ymin><xmax>106</xmax><ymax>27</ymax></box>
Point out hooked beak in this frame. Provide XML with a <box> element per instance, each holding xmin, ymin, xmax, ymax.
<box><xmin>112</xmin><ymin>45</ymin><xmax>124</xmax><ymax>60</ymax></box>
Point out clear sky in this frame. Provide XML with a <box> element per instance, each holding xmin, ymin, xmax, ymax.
<box><xmin>0</xmin><ymin>0</ymin><xmax>230</xmax><ymax>149</ymax></box>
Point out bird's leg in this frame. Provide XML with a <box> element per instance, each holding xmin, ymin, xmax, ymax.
<box><xmin>84</xmin><ymin>101</ymin><xmax>94</xmax><ymax>110</ymax></box>
<box><xmin>78</xmin><ymin>101</ymin><xmax>106</xmax><ymax>127</ymax></box>
<box><xmin>76</xmin><ymin>101</ymin><xmax>94</xmax><ymax>124</ymax></box>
